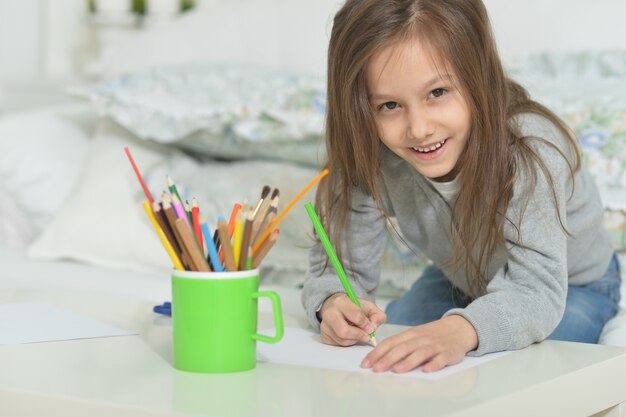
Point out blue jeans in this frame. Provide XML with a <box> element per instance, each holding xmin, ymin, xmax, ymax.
<box><xmin>385</xmin><ymin>255</ymin><xmax>622</xmax><ymax>344</ymax></box>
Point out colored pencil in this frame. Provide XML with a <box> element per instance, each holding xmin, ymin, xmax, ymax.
<box><xmin>162</xmin><ymin>193</ymin><xmax>190</xmax><ymax>269</ymax></box>
<box><xmin>227</xmin><ymin>203</ymin><xmax>242</xmax><ymax>235</ymax></box>
<box><xmin>167</xmin><ymin>175</ymin><xmax>184</xmax><ymax>208</ymax></box>
<box><xmin>142</xmin><ymin>201</ymin><xmax>184</xmax><ymax>270</ymax></box>
<box><xmin>171</xmin><ymin>193</ymin><xmax>191</xmax><ymax>230</ymax></box>
<box><xmin>304</xmin><ymin>202</ymin><xmax>377</xmax><ymax>346</ymax></box>
<box><xmin>200</xmin><ymin>216</ymin><xmax>223</xmax><ymax>272</ymax></box>
<box><xmin>216</xmin><ymin>214</ymin><xmax>236</xmax><ymax>272</ymax></box>
<box><xmin>174</xmin><ymin>218</ymin><xmax>210</xmax><ymax>272</ymax></box>
<box><xmin>191</xmin><ymin>198</ymin><xmax>203</xmax><ymax>252</ymax></box>
<box><xmin>184</xmin><ymin>200</ymin><xmax>194</xmax><ymax>234</ymax></box>
<box><xmin>238</xmin><ymin>210</ymin><xmax>255</xmax><ymax>270</ymax></box>
<box><xmin>253</xmin><ymin>169</ymin><xmax>329</xmax><ymax>253</ymax></box>
<box><xmin>217</xmin><ymin>202</ymin><xmax>242</xmax><ymax>263</ymax></box>
<box><xmin>152</xmin><ymin>200</ymin><xmax>184</xmax><ymax>264</ymax></box>
<box><xmin>245</xmin><ymin>245</ymin><xmax>253</xmax><ymax>270</ymax></box>
<box><xmin>124</xmin><ymin>147</ymin><xmax>154</xmax><ymax>203</ymax></box>
<box><xmin>252</xmin><ymin>229</ymin><xmax>279</xmax><ymax>269</ymax></box>
<box><xmin>232</xmin><ymin>211</ymin><xmax>244</xmax><ymax>268</ymax></box>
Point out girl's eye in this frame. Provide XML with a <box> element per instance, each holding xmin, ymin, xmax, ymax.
<box><xmin>430</xmin><ymin>88</ymin><xmax>446</xmax><ymax>98</ymax></box>
<box><xmin>380</xmin><ymin>101</ymin><xmax>398</xmax><ymax>111</ymax></box>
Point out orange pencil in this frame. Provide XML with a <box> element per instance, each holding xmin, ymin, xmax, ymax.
<box><xmin>218</xmin><ymin>202</ymin><xmax>242</xmax><ymax>263</ymax></box>
<box><xmin>253</xmin><ymin>169</ymin><xmax>329</xmax><ymax>253</ymax></box>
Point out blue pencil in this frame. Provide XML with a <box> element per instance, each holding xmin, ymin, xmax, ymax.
<box><xmin>200</xmin><ymin>217</ymin><xmax>224</xmax><ymax>272</ymax></box>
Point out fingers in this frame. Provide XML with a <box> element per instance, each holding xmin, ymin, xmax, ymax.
<box><xmin>361</xmin><ymin>299</ymin><xmax>387</xmax><ymax>327</ymax></box>
<box><xmin>319</xmin><ymin>294</ymin><xmax>379</xmax><ymax>346</ymax></box>
<box><xmin>360</xmin><ymin>319</ymin><xmax>470</xmax><ymax>374</ymax></box>
<box><xmin>320</xmin><ymin>318</ymin><xmax>369</xmax><ymax>346</ymax></box>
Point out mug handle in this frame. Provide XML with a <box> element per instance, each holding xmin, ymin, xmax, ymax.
<box><xmin>251</xmin><ymin>291</ymin><xmax>284</xmax><ymax>343</ymax></box>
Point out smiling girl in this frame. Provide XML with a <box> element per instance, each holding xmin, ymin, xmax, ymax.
<box><xmin>301</xmin><ymin>0</ymin><xmax>621</xmax><ymax>373</ymax></box>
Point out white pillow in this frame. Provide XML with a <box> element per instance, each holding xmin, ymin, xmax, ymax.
<box><xmin>28</xmin><ymin>119</ymin><xmax>175</xmax><ymax>273</ymax></box>
<box><xmin>0</xmin><ymin>103</ymin><xmax>96</xmax><ymax>249</ymax></box>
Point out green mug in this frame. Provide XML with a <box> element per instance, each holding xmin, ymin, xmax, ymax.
<box><xmin>172</xmin><ymin>268</ymin><xmax>284</xmax><ymax>373</ymax></box>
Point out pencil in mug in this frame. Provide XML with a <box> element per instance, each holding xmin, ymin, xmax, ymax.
<box><xmin>253</xmin><ymin>169</ymin><xmax>329</xmax><ymax>254</ymax></box>
<box><xmin>199</xmin><ymin>216</ymin><xmax>223</xmax><ymax>272</ymax></box>
<box><xmin>184</xmin><ymin>200</ymin><xmax>195</xmax><ymax>239</ymax></box>
<box><xmin>216</xmin><ymin>214</ymin><xmax>237</xmax><ymax>272</ymax></box>
<box><xmin>171</xmin><ymin>193</ymin><xmax>191</xmax><ymax>230</ymax></box>
<box><xmin>217</xmin><ymin>202</ymin><xmax>242</xmax><ymax>263</ymax></box>
<box><xmin>162</xmin><ymin>193</ymin><xmax>190</xmax><ymax>270</ymax></box>
<box><xmin>167</xmin><ymin>175</ymin><xmax>184</xmax><ymax>209</ymax></box>
<box><xmin>174</xmin><ymin>218</ymin><xmax>210</xmax><ymax>272</ymax></box>
<box><xmin>253</xmin><ymin>194</ymin><xmax>279</xmax><ymax>246</ymax></box>
<box><xmin>191</xmin><ymin>198</ymin><xmax>204</xmax><ymax>252</ymax></box>
<box><xmin>245</xmin><ymin>245</ymin><xmax>253</xmax><ymax>270</ymax></box>
<box><xmin>252</xmin><ymin>229</ymin><xmax>279</xmax><ymax>269</ymax></box>
<box><xmin>232</xmin><ymin>210</ymin><xmax>244</xmax><ymax>268</ymax></box>
<box><xmin>124</xmin><ymin>147</ymin><xmax>154</xmax><ymax>203</ymax></box>
<box><xmin>238</xmin><ymin>210</ymin><xmax>255</xmax><ymax>270</ymax></box>
<box><xmin>304</xmin><ymin>202</ymin><xmax>377</xmax><ymax>347</ymax></box>
<box><xmin>142</xmin><ymin>201</ymin><xmax>184</xmax><ymax>271</ymax></box>
<box><xmin>151</xmin><ymin>201</ymin><xmax>185</xmax><ymax>265</ymax></box>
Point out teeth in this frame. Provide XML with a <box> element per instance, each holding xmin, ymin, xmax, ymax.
<box><xmin>412</xmin><ymin>139</ymin><xmax>446</xmax><ymax>153</ymax></box>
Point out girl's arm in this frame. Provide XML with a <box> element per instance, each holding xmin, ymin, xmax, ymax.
<box><xmin>301</xmin><ymin>186</ymin><xmax>388</xmax><ymax>333</ymax></box>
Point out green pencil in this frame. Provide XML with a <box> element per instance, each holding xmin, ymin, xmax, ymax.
<box><xmin>304</xmin><ymin>202</ymin><xmax>377</xmax><ymax>347</ymax></box>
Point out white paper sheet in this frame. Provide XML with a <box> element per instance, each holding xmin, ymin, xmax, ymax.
<box><xmin>0</xmin><ymin>303</ymin><xmax>135</xmax><ymax>345</ymax></box>
<box><xmin>257</xmin><ymin>327</ymin><xmax>511</xmax><ymax>380</ymax></box>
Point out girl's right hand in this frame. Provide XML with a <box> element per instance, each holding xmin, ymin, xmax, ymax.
<box><xmin>319</xmin><ymin>293</ymin><xmax>387</xmax><ymax>347</ymax></box>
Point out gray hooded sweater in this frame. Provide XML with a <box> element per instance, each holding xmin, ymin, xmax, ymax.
<box><xmin>301</xmin><ymin>113</ymin><xmax>613</xmax><ymax>356</ymax></box>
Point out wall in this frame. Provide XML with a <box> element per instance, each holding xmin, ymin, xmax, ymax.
<box><xmin>1</xmin><ymin>0</ymin><xmax>626</xmax><ymax>82</ymax></box>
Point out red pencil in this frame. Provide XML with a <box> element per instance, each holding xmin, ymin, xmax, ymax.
<box><xmin>124</xmin><ymin>147</ymin><xmax>153</xmax><ymax>203</ymax></box>
<box><xmin>191</xmin><ymin>198</ymin><xmax>203</xmax><ymax>252</ymax></box>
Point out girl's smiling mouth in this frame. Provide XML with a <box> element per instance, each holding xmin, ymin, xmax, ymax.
<box><xmin>410</xmin><ymin>138</ymin><xmax>449</xmax><ymax>159</ymax></box>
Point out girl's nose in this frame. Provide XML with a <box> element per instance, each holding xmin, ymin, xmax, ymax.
<box><xmin>407</xmin><ymin>108</ymin><xmax>435</xmax><ymax>140</ymax></box>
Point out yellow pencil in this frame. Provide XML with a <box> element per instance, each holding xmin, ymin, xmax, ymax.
<box><xmin>142</xmin><ymin>201</ymin><xmax>184</xmax><ymax>271</ymax></box>
<box><xmin>232</xmin><ymin>211</ymin><xmax>244</xmax><ymax>269</ymax></box>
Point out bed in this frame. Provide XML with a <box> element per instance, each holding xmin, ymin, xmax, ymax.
<box><xmin>1</xmin><ymin>0</ymin><xmax>626</xmax><ymax>370</ymax></box>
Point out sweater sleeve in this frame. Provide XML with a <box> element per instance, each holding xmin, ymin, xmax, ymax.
<box><xmin>444</xmin><ymin>134</ymin><xmax>573</xmax><ymax>356</ymax></box>
<box><xmin>301</xmin><ymin>187</ymin><xmax>388</xmax><ymax>331</ymax></box>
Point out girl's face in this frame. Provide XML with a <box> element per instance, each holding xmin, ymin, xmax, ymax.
<box><xmin>366</xmin><ymin>37</ymin><xmax>471</xmax><ymax>182</ymax></box>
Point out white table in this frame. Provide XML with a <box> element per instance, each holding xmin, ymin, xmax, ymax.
<box><xmin>1</xmin><ymin>290</ymin><xmax>626</xmax><ymax>417</ymax></box>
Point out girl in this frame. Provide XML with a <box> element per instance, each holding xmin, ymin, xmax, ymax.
<box><xmin>302</xmin><ymin>0</ymin><xmax>621</xmax><ymax>374</ymax></box>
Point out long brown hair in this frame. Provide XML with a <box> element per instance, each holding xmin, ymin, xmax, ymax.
<box><xmin>317</xmin><ymin>0</ymin><xmax>580</xmax><ymax>297</ymax></box>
